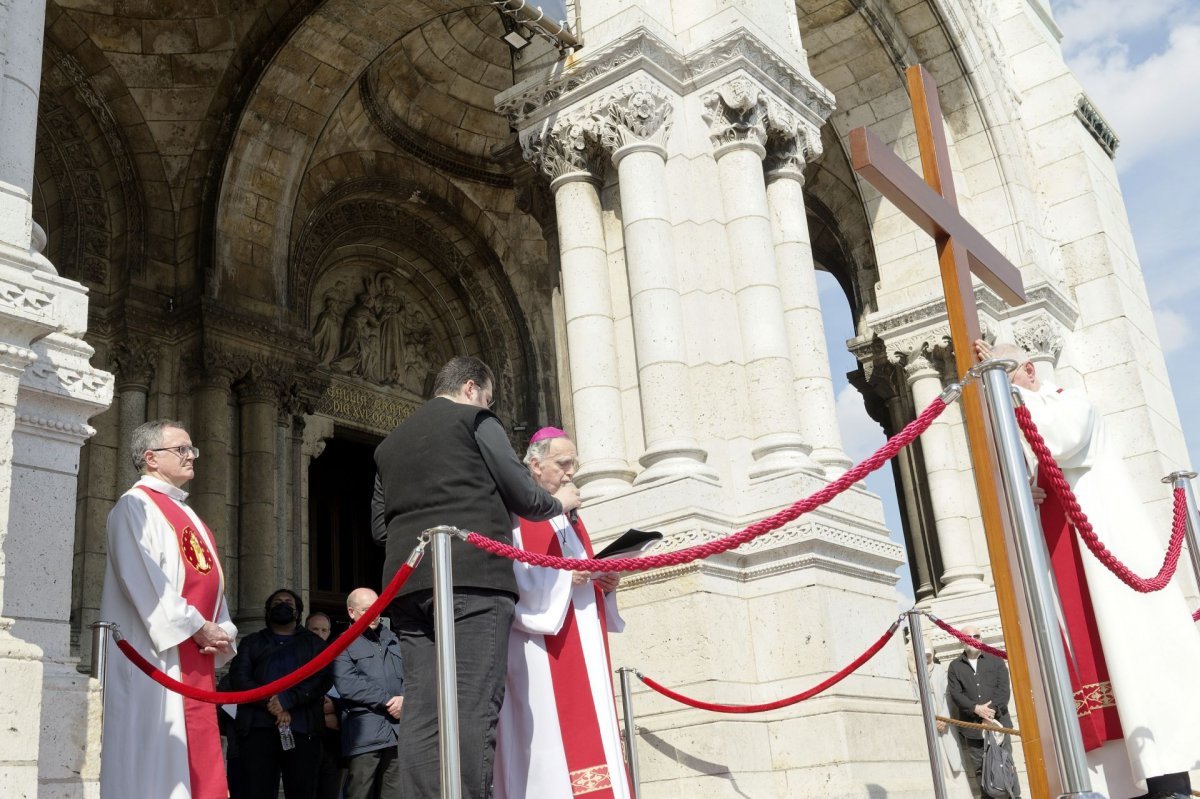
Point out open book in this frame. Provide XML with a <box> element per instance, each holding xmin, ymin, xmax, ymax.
<box><xmin>593</xmin><ymin>528</ymin><xmax>663</xmax><ymax>560</ymax></box>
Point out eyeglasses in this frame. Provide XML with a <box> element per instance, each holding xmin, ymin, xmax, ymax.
<box><xmin>150</xmin><ymin>445</ymin><xmax>200</xmax><ymax>460</ymax></box>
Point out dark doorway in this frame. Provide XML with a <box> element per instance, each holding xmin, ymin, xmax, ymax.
<box><xmin>308</xmin><ymin>429</ymin><xmax>383</xmax><ymax>633</ymax></box>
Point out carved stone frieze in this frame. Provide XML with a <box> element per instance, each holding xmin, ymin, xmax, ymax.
<box><xmin>701</xmin><ymin>77</ymin><xmax>769</xmax><ymax>150</ymax></box>
<box><xmin>496</xmin><ymin>27</ymin><xmax>834</xmax><ymax>133</ymax></box>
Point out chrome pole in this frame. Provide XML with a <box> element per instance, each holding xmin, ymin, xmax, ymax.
<box><xmin>429</xmin><ymin>526</ymin><xmax>463</xmax><ymax>799</ymax></box>
<box><xmin>618</xmin><ymin>667</ymin><xmax>642</xmax><ymax>799</ymax></box>
<box><xmin>1162</xmin><ymin>471</ymin><xmax>1200</xmax><ymax>594</ymax></box>
<box><xmin>907</xmin><ymin>610</ymin><xmax>948</xmax><ymax>799</ymax></box>
<box><xmin>975</xmin><ymin>360</ymin><xmax>1104</xmax><ymax>798</ymax></box>
<box><xmin>89</xmin><ymin>621</ymin><xmax>115</xmax><ymax>694</ymax></box>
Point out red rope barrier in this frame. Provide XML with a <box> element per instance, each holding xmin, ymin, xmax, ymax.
<box><xmin>636</xmin><ymin>619</ymin><xmax>901</xmax><ymax>713</ymax></box>
<box><xmin>1194</xmin><ymin>608</ymin><xmax>1200</xmax><ymax>622</ymax></box>
<box><xmin>926</xmin><ymin>614</ymin><xmax>1007</xmax><ymax>660</ymax></box>
<box><xmin>1015</xmin><ymin>405</ymin><xmax>1188</xmax><ymax>593</ymax></box>
<box><xmin>467</xmin><ymin>396</ymin><xmax>949</xmax><ymax>573</ymax></box>
<box><xmin>115</xmin><ymin>561</ymin><xmax>417</xmax><ymax>704</ymax></box>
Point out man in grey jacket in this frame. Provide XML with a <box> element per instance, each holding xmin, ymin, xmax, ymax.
<box><xmin>333</xmin><ymin>587</ymin><xmax>405</xmax><ymax>799</ymax></box>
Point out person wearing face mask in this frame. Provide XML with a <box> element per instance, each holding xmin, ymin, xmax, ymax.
<box><xmin>493</xmin><ymin>428</ymin><xmax>630</xmax><ymax>799</ymax></box>
<box><xmin>333</xmin><ymin>588</ymin><xmax>405</xmax><ymax>799</ymax></box>
<box><xmin>227</xmin><ymin>588</ymin><xmax>331</xmax><ymax>799</ymax></box>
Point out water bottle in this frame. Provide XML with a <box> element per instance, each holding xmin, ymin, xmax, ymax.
<box><xmin>278</xmin><ymin>722</ymin><xmax>295</xmax><ymax>751</ymax></box>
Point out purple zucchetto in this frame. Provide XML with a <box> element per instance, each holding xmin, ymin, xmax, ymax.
<box><xmin>529</xmin><ymin>426</ymin><xmax>567</xmax><ymax>445</ymax></box>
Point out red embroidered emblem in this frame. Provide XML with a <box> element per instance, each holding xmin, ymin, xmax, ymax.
<box><xmin>181</xmin><ymin>526</ymin><xmax>214</xmax><ymax>574</ymax></box>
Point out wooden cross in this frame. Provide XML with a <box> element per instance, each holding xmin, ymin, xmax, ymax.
<box><xmin>849</xmin><ymin>65</ymin><xmax>1055</xmax><ymax>797</ymax></box>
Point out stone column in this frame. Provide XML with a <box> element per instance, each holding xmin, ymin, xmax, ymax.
<box><xmin>188</xmin><ymin>350</ymin><xmax>238</xmax><ymax>613</ymax></box>
<box><xmin>526</xmin><ymin>131</ymin><xmax>634</xmax><ymax>497</ymax></box>
<box><xmin>595</xmin><ymin>85</ymin><xmax>716</xmax><ymax>485</ymax></box>
<box><xmin>903</xmin><ymin>348</ymin><xmax>986</xmax><ymax>593</ymax></box>
<box><xmin>237</xmin><ymin>366</ymin><xmax>281</xmax><ymax>629</ymax></box>
<box><xmin>702</xmin><ymin>79</ymin><xmax>816</xmax><ymax>479</ymax></box>
<box><xmin>764</xmin><ymin>128</ymin><xmax>852</xmax><ymax>476</ymax></box>
<box><xmin>111</xmin><ymin>342</ymin><xmax>157</xmax><ymax>489</ymax></box>
<box><xmin>0</xmin><ymin>0</ymin><xmax>48</xmax><ymax>250</ymax></box>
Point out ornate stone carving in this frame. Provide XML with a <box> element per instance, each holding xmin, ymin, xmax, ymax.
<box><xmin>1014</xmin><ymin>315</ymin><xmax>1065</xmax><ymax>362</ymax></box>
<box><xmin>594</xmin><ymin>83</ymin><xmax>674</xmax><ymax>152</ymax></box>
<box><xmin>701</xmin><ymin>78</ymin><xmax>768</xmax><ymax>149</ymax></box>
<box><xmin>311</xmin><ymin>270</ymin><xmax>443</xmax><ymax>393</ymax></box>
<box><xmin>496</xmin><ymin>27</ymin><xmax>834</xmax><ymax>131</ymax></box>
<box><xmin>185</xmin><ymin>346</ymin><xmax>243</xmax><ymax>391</ymax></box>
<box><xmin>889</xmin><ymin>329</ymin><xmax>956</xmax><ymax>386</ymax></box>
<box><xmin>523</xmin><ymin>117</ymin><xmax>608</xmax><ymax>182</ymax></box>
<box><xmin>0</xmin><ymin>278</ymin><xmax>54</xmax><ymax>315</ymax></box>
<box><xmin>1075</xmin><ymin>94</ymin><xmax>1119</xmax><ymax>158</ymax></box>
<box><xmin>765</xmin><ymin>121</ymin><xmax>823</xmax><ymax>175</ymax></box>
<box><xmin>110</xmin><ymin>342</ymin><xmax>158</xmax><ymax>392</ymax></box>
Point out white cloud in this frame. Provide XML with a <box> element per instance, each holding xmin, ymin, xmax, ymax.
<box><xmin>1153</xmin><ymin>307</ymin><xmax>1191</xmax><ymax>355</ymax></box>
<box><xmin>834</xmin><ymin>384</ymin><xmax>884</xmax><ymax>461</ymax></box>
<box><xmin>1051</xmin><ymin>1</ymin><xmax>1200</xmax><ymax>170</ymax></box>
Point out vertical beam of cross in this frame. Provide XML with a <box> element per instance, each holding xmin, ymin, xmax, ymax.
<box><xmin>850</xmin><ymin>65</ymin><xmax>1055</xmax><ymax>797</ymax></box>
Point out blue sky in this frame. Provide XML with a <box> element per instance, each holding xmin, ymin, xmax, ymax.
<box><xmin>819</xmin><ymin>1</ymin><xmax>1200</xmax><ymax>597</ymax></box>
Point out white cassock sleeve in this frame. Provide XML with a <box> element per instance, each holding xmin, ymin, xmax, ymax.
<box><xmin>107</xmin><ymin>493</ymin><xmax>208</xmax><ymax>655</ymax></box>
<box><xmin>1016</xmin><ymin>383</ymin><xmax>1098</xmax><ymax>467</ymax></box>
<box><xmin>510</xmin><ymin>521</ymin><xmax>573</xmax><ymax>635</ymax></box>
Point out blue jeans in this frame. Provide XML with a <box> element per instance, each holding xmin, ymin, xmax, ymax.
<box><xmin>389</xmin><ymin>589</ymin><xmax>515</xmax><ymax>799</ymax></box>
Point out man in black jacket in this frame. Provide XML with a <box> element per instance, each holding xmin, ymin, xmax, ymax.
<box><xmin>375</xmin><ymin>356</ymin><xmax>581</xmax><ymax>799</ymax></box>
<box><xmin>947</xmin><ymin>624</ymin><xmax>1020</xmax><ymax>797</ymax></box>
<box><xmin>228</xmin><ymin>588</ymin><xmax>331</xmax><ymax>799</ymax></box>
<box><xmin>333</xmin><ymin>587</ymin><xmax>404</xmax><ymax>799</ymax></box>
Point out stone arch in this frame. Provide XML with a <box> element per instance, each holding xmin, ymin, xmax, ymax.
<box><xmin>293</xmin><ymin>180</ymin><xmax>544</xmax><ymax>426</ymax></box>
<box><xmin>209</xmin><ymin>0</ymin><xmax>517</xmax><ymax>303</ymax></box>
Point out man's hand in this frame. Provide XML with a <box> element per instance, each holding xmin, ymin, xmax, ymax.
<box><xmin>191</xmin><ymin>621</ymin><xmax>232</xmax><ymax>655</ymax></box>
<box><xmin>322</xmin><ymin>696</ymin><xmax>336</xmax><ymax>715</ymax></box>
<box><xmin>594</xmin><ymin>572</ymin><xmax>620</xmax><ymax>592</ymax></box>
<box><xmin>571</xmin><ymin>571</ymin><xmax>589</xmax><ymax>585</ymax></box>
<box><xmin>554</xmin><ymin>481</ymin><xmax>581</xmax><ymax>513</ymax></box>
<box><xmin>275</xmin><ymin>710</ymin><xmax>291</xmax><ymax>727</ymax></box>
<box><xmin>267</xmin><ymin>695</ymin><xmax>286</xmax><ymax>718</ymax></box>
<box><xmin>974</xmin><ymin>700</ymin><xmax>996</xmax><ymax>721</ymax></box>
<box><xmin>936</xmin><ymin>719</ymin><xmax>948</xmax><ymax>734</ymax></box>
<box><xmin>386</xmin><ymin>696</ymin><xmax>405</xmax><ymax>720</ymax></box>
<box><xmin>974</xmin><ymin>339</ymin><xmax>992</xmax><ymax>362</ymax></box>
<box><xmin>1030</xmin><ymin>484</ymin><xmax>1047</xmax><ymax>505</ymax></box>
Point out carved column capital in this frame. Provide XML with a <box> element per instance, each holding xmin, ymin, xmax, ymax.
<box><xmin>186</xmin><ymin>346</ymin><xmax>242</xmax><ymax>392</ymax></box>
<box><xmin>764</xmin><ymin>120</ymin><xmax>823</xmax><ymax>180</ymax></box>
<box><xmin>701</xmin><ymin>77</ymin><xmax>769</xmax><ymax>154</ymax></box>
<box><xmin>594</xmin><ymin>81</ymin><xmax>674</xmax><ymax>157</ymax></box>
<box><xmin>1013</xmin><ymin>315</ymin><xmax>1065</xmax><ymax>363</ymax></box>
<box><xmin>892</xmin><ymin>331</ymin><xmax>957</xmax><ymax>387</ymax></box>
<box><xmin>110</xmin><ymin>341</ymin><xmax>158</xmax><ymax>392</ymax></box>
<box><xmin>237</xmin><ymin>358</ymin><xmax>290</xmax><ymax>405</ymax></box>
<box><xmin>523</xmin><ymin>117</ymin><xmax>608</xmax><ymax>186</ymax></box>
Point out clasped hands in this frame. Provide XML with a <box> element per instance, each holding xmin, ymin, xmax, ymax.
<box><xmin>191</xmin><ymin>621</ymin><xmax>232</xmax><ymax>656</ymax></box>
<box><xmin>974</xmin><ymin>700</ymin><xmax>998</xmax><ymax>723</ymax></box>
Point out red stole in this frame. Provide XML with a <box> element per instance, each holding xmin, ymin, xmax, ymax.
<box><xmin>136</xmin><ymin>485</ymin><xmax>229</xmax><ymax>799</ymax></box>
<box><xmin>1036</xmin><ymin>469</ymin><xmax>1124</xmax><ymax>750</ymax></box>
<box><xmin>519</xmin><ymin>515</ymin><xmax>628</xmax><ymax>797</ymax></box>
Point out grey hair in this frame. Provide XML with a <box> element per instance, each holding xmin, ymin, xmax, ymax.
<box><xmin>131</xmin><ymin>419</ymin><xmax>186</xmax><ymax>472</ymax></box>
<box><xmin>522</xmin><ymin>437</ymin><xmax>556</xmax><ymax>467</ymax></box>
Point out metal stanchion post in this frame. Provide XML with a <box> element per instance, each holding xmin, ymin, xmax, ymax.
<box><xmin>618</xmin><ymin>667</ymin><xmax>642</xmax><ymax>799</ymax></box>
<box><xmin>429</xmin><ymin>526</ymin><xmax>463</xmax><ymax>799</ymax></box>
<box><xmin>975</xmin><ymin>360</ymin><xmax>1105</xmax><ymax>799</ymax></box>
<box><xmin>907</xmin><ymin>611</ymin><xmax>948</xmax><ymax>799</ymax></box>
<box><xmin>1162</xmin><ymin>471</ymin><xmax>1200</xmax><ymax>593</ymax></box>
<box><xmin>89</xmin><ymin>621</ymin><xmax>115</xmax><ymax>691</ymax></box>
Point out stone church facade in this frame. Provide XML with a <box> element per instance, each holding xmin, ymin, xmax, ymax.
<box><xmin>0</xmin><ymin>0</ymin><xmax>1188</xmax><ymax>796</ymax></box>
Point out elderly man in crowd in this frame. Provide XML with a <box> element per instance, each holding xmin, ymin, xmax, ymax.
<box><xmin>978</xmin><ymin>340</ymin><xmax>1200</xmax><ymax>799</ymax></box>
<box><xmin>100</xmin><ymin>419</ymin><xmax>236</xmax><ymax>799</ymax></box>
<box><xmin>333</xmin><ymin>587</ymin><xmax>405</xmax><ymax>799</ymax></box>
<box><xmin>494</xmin><ymin>426</ymin><xmax>631</xmax><ymax>799</ymax></box>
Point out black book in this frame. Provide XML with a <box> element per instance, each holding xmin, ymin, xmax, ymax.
<box><xmin>594</xmin><ymin>528</ymin><xmax>663</xmax><ymax>560</ymax></box>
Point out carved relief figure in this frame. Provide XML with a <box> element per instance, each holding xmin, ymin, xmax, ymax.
<box><xmin>312</xmin><ymin>280</ymin><xmax>350</xmax><ymax>363</ymax></box>
<box><xmin>332</xmin><ymin>291</ymin><xmax>382</xmax><ymax>381</ymax></box>
<box><xmin>376</xmin><ymin>273</ymin><xmax>406</xmax><ymax>385</ymax></box>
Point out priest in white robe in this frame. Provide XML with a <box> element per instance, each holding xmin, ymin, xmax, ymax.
<box><xmin>494</xmin><ymin>427</ymin><xmax>632</xmax><ymax>799</ymax></box>
<box><xmin>100</xmin><ymin>420</ymin><xmax>237</xmax><ymax>799</ymax></box>
<box><xmin>983</xmin><ymin>342</ymin><xmax>1200</xmax><ymax>799</ymax></box>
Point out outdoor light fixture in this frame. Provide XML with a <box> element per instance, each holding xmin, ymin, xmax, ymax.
<box><xmin>502</xmin><ymin>26</ymin><xmax>531</xmax><ymax>50</ymax></box>
<box><xmin>496</xmin><ymin>0</ymin><xmax>581</xmax><ymax>51</ymax></box>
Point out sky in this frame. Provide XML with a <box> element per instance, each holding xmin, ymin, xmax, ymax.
<box><xmin>820</xmin><ymin>0</ymin><xmax>1200</xmax><ymax>598</ymax></box>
